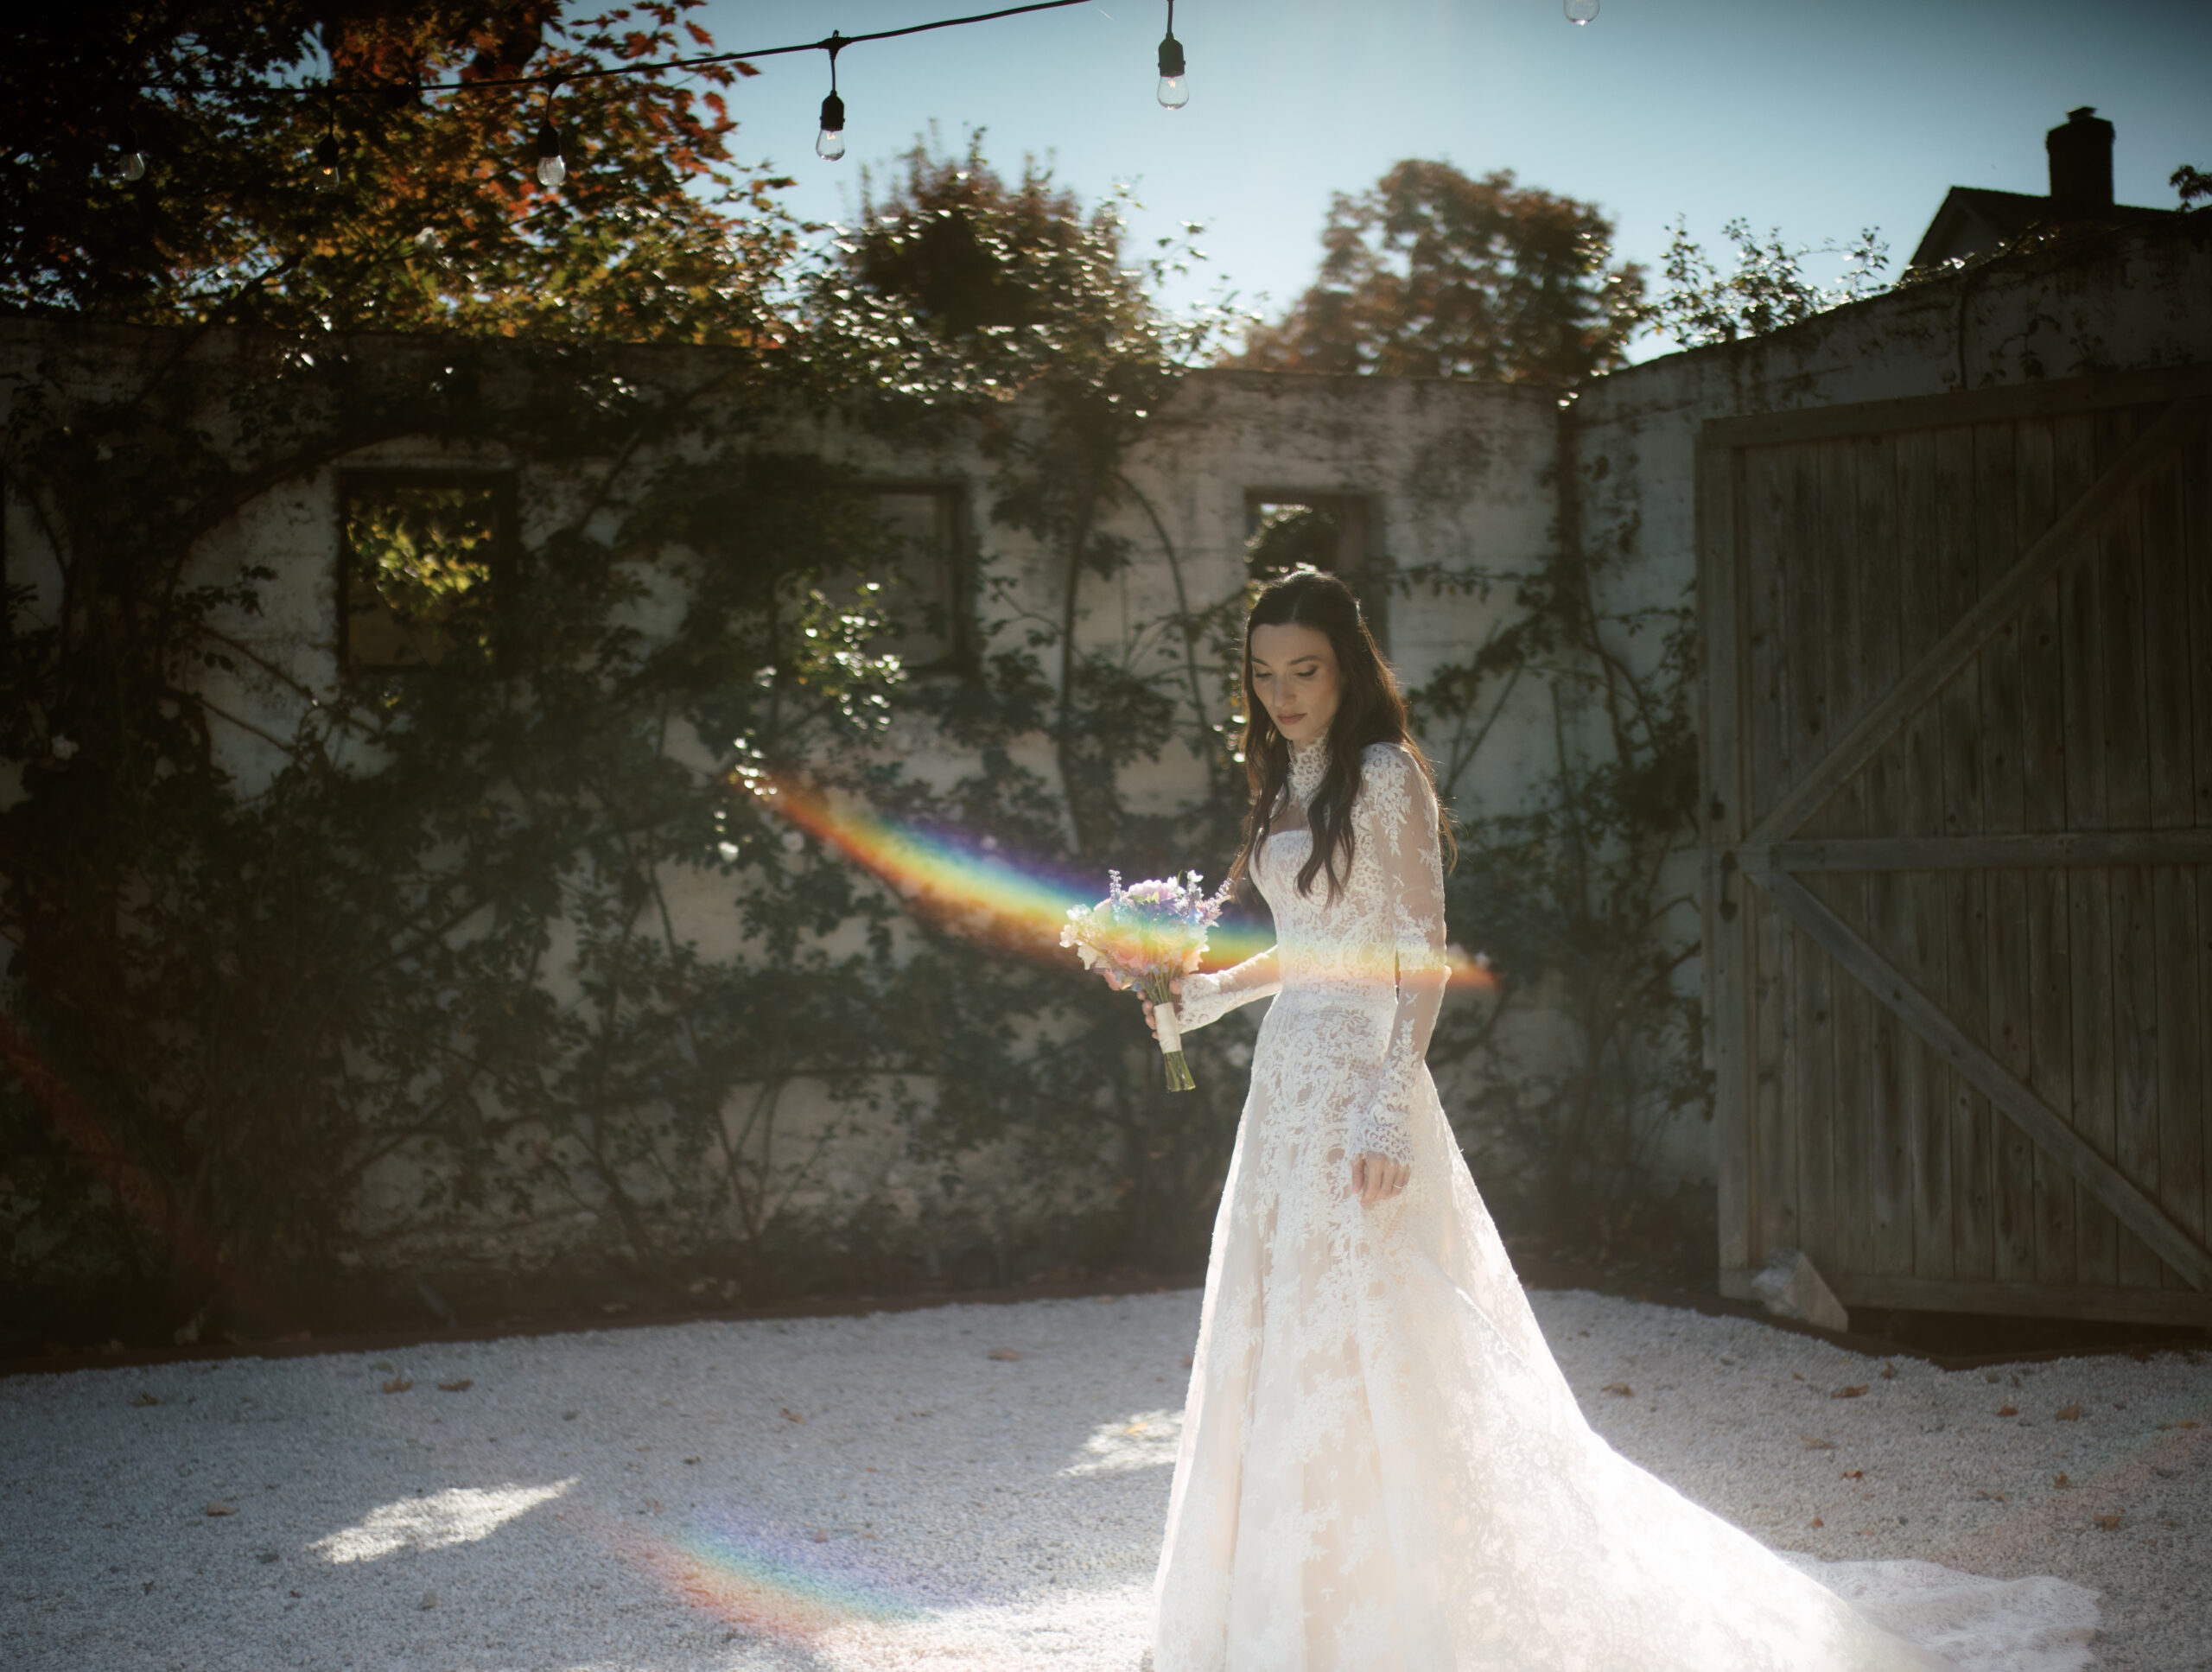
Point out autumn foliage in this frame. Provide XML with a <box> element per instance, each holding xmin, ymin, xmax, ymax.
<box><xmin>0</xmin><ymin>1</ymin><xmax>791</xmax><ymax>343</ymax></box>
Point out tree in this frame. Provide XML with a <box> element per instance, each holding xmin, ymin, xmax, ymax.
<box><xmin>1232</xmin><ymin>161</ymin><xmax>1644</xmax><ymax>385</ymax></box>
<box><xmin>0</xmin><ymin>1</ymin><xmax>792</xmax><ymax>343</ymax></box>
<box><xmin>810</xmin><ymin>134</ymin><xmax>1243</xmax><ymax>859</ymax></box>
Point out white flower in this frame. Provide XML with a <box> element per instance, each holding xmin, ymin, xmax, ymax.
<box><xmin>49</xmin><ymin>735</ymin><xmax>78</xmax><ymax>760</ymax></box>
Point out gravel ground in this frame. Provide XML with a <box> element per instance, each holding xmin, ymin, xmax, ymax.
<box><xmin>2</xmin><ymin>1289</ymin><xmax>2208</xmax><ymax>1671</ymax></box>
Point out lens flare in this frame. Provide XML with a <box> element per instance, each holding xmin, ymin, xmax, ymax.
<box><xmin>756</xmin><ymin>780</ymin><xmax>1497</xmax><ymax>992</ymax></box>
<box><xmin>622</xmin><ymin>1512</ymin><xmax>926</xmax><ymax>1643</ymax></box>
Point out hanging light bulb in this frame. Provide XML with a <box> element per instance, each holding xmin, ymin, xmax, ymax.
<box><xmin>1156</xmin><ymin>2</ymin><xmax>1188</xmax><ymax>108</ymax></box>
<box><xmin>816</xmin><ymin>93</ymin><xmax>847</xmax><ymax>161</ymax></box>
<box><xmin>1564</xmin><ymin>0</ymin><xmax>1599</xmax><ymax>21</ymax></box>
<box><xmin>313</xmin><ymin>130</ymin><xmax>340</xmax><ymax>192</ymax></box>
<box><xmin>816</xmin><ymin>35</ymin><xmax>848</xmax><ymax>161</ymax></box>
<box><xmin>111</xmin><ymin>124</ymin><xmax>148</xmax><ymax>181</ymax></box>
<box><xmin>536</xmin><ymin>120</ymin><xmax>567</xmax><ymax>188</ymax></box>
<box><xmin>531</xmin><ymin>79</ymin><xmax>569</xmax><ymax>188</ymax></box>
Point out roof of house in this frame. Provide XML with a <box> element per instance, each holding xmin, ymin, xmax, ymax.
<box><xmin>1909</xmin><ymin>185</ymin><xmax>2180</xmax><ymax>270</ymax></box>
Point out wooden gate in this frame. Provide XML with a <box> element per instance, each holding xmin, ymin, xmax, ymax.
<box><xmin>1698</xmin><ymin>366</ymin><xmax>2212</xmax><ymax>1326</ymax></box>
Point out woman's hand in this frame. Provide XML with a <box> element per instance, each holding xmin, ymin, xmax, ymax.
<box><xmin>1351</xmin><ymin>1152</ymin><xmax>1408</xmax><ymax>1208</ymax></box>
<box><xmin>1139</xmin><ymin>976</ymin><xmax>1181</xmax><ymax>1039</ymax></box>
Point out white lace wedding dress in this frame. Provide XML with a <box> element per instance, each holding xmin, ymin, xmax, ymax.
<box><xmin>1150</xmin><ymin>740</ymin><xmax>2097</xmax><ymax>1672</ymax></box>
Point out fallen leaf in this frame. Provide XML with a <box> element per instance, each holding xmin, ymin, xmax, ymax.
<box><xmin>2093</xmin><ymin>1513</ymin><xmax>2120</xmax><ymax>1531</ymax></box>
<box><xmin>1832</xmin><ymin>1385</ymin><xmax>1868</xmax><ymax>1400</ymax></box>
<box><xmin>811</xmin><ymin>1529</ymin><xmax>829</xmax><ymax>1543</ymax></box>
<box><xmin>381</xmin><ymin>1377</ymin><xmax>413</xmax><ymax>1394</ymax></box>
<box><xmin>987</xmin><ymin>1348</ymin><xmax>1023</xmax><ymax>1362</ymax></box>
<box><xmin>205</xmin><ymin>1502</ymin><xmax>236</xmax><ymax>1517</ymax></box>
<box><xmin>779</xmin><ymin>1408</ymin><xmax>805</xmax><ymax>1423</ymax></box>
<box><xmin>1601</xmin><ymin>1383</ymin><xmax>1634</xmax><ymax>1397</ymax></box>
<box><xmin>288</xmin><ymin>1589</ymin><xmax>300</xmax><ymax>1599</ymax></box>
<box><xmin>2055</xmin><ymin>1403</ymin><xmax>2082</xmax><ymax>1421</ymax></box>
<box><xmin>1809</xmin><ymin>1516</ymin><xmax>1824</xmax><ymax>1528</ymax></box>
<box><xmin>1840</xmin><ymin>1469</ymin><xmax>1864</xmax><ymax>1480</ymax></box>
<box><xmin>1997</xmin><ymin>1405</ymin><xmax>2018</xmax><ymax>1417</ymax></box>
<box><xmin>1800</xmin><ymin>1434</ymin><xmax>1835</xmax><ymax>1450</ymax></box>
<box><xmin>1879</xmin><ymin>1363</ymin><xmax>1897</xmax><ymax>1380</ymax></box>
<box><xmin>683</xmin><ymin>1457</ymin><xmax>701</xmax><ymax>1465</ymax></box>
<box><xmin>436</xmin><ymin>1379</ymin><xmax>473</xmax><ymax>1393</ymax></box>
<box><xmin>1792</xmin><ymin>1373</ymin><xmax>1806</xmax><ymax>1382</ymax></box>
<box><xmin>1974</xmin><ymin>1489</ymin><xmax>2009</xmax><ymax>1502</ymax></box>
<box><xmin>2053</xmin><ymin>1472</ymin><xmax>2071</xmax><ymax>1488</ymax></box>
<box><xmin>130</xmin><ymin>1392</ymin><xmax>159</xmax><ymax>1407</ymax></box>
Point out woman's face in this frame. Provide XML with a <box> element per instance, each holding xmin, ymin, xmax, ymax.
<box><xmin>1248</xmin><ymin>621</ymin><xmax>1342</xmax><ymax>749</ymax></box>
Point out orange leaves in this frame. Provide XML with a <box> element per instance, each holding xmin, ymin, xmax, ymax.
<box><xmin>2053</xmin><ymin>1472</ymin><xmax>2071</xmax><ymax>1489</ymax></box>
<box><xmin>436</xmin><ymin>1379</ymin><xmax>473</xmax><ymax>1392</ymax></box>
<box><xmin>1839</xmin><ymin>1469</ymin><xmax>1863</xmax><ymax>1480</ymax></box>
<box><xmin>381</xmin><ymin>1376</ymin><xmax>414</xmax><ymax>1393</ymax></box>
<box><xmin>2055</xmin><ymin>1403</ymin><xmax>2082</xmax><ymax>1421</ymax></box>
<box><xmin>2093</xmin><ymin>1513</ymin><xmax>2121</xmax><ymax>1531</ymax></box>
<box><xmin>1600</xmin><ymin>1383</ymin><xmax>1633</xmax><ymax>1397</ymax></box>
<box><xmin>205</xmin><ymin>1501</ymin><xmax>236</xmax><ymax>1516</ymax></box>
<box><xmin>1997</xmin><ymin>1405</ymin><xmax>2018</xmax><ymax>1417</ymax></box>
<box><xmin>1830</xmin><ymin>1385</ymin><xmax>1867</xmax><ymax>1400</ymax></box>
<box><xmin>779</xmin><ymin>1407</ymin><xmax>805</xmax><ymax>1423</ymax></box>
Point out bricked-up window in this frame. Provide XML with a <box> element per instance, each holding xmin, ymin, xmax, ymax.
<box><xmin>339</xmin><ymin>475</ymin><xmax>510</xmax><ymax>670</ymax></box>
<box><xmin>864</xmin><ymin>486</ymin><xmax>965</xmax><ymax>670</ymax></box>
<box><xmin>1243</xmin><ymin>492</ymin><xmax>1387</xmax><ymax>648</ymax></box>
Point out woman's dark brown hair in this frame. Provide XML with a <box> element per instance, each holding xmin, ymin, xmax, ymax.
<box><xmin>1229</xmin><ymin>568</ymin><xmax>1452</xmax><ymax>900</ymax></box>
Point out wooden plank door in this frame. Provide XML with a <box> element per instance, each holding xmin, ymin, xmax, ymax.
<box><xmin>1699</xmin><ymin>366</ymin><xmax>2212</xmax><ymax>1326</ymax></box>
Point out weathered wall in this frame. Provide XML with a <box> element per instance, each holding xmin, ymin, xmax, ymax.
<box><xmin>0</xmin><ymin>323</ymin><xmax>1563</xmax><ymax>1288</ymax></box>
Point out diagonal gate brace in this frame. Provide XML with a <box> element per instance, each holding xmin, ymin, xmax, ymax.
<box><xmin>1756</xmin><ymin>866</ymin><xmax>2212</xmax><ymax>1293</ymax></box>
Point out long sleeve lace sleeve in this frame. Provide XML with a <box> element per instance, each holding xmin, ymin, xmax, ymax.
<box><xmin>1175</xmin><ymin>946</ymin><xmax>1281</xmax><ymax>1034</ymax></box>
<box><xmin>1351</xmin><ymin>745</ymin><xmax>1449</xmax><ymax>1169</ymax></box>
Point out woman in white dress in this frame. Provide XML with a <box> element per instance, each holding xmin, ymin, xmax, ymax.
<box><xmin>1128</xmin><ymin>569</ymin><xmax>2089</xmax><ymax>1672</ymax></box>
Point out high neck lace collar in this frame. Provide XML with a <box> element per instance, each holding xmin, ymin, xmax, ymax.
<box><xmin>1287</xmin><ymin>739</ymin><xmax>1328</xmax><ymax>804</ymax></box>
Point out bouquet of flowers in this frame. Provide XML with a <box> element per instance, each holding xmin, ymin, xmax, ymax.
<box><xmin>1061</xmin><ymin>871</ymin><xmax>1231</xmax><ymax>1092</ymax></box>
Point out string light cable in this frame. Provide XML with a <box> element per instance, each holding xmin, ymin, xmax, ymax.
<box><xmin>111</xmin><ymin>0</ymin><xmax>1192</xmax><ymax>179</ymax></box>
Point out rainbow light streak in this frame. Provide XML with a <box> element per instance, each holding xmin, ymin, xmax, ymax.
<box><xmin>622</xmin><ymin>1513</ymin><xmax>928</xmax><ymax>1644</ymax></box>
<box><xmin>760</xmin><ymin>782</ymin><xmax>1497</xmax><ymax>992</ymax></box>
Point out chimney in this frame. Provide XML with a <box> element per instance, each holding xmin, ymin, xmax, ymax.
<box><xmin>2046</xmin><ymin>106</ymin><xmax>2115</xmax><ymax>215</ymax></box>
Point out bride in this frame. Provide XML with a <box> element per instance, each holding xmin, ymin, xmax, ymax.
<box><xmin>1122</xmin><ymin>569</ymin><xmax>2091</xmax><ymax>1671</ymax></box>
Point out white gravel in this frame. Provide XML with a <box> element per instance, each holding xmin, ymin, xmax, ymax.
<box><xmin>2</xmin><ymin>1290</ymin><xmax>2207</xmax><ymax>1671</ymax></box>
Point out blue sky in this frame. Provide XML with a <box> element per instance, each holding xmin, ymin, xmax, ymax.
<box><xmin>693</xmin><ymin>0</ymin><xmax>2211</xmax><ymax>357</ymax></box>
